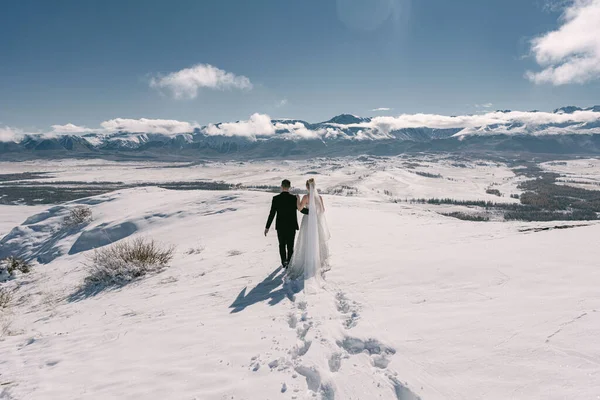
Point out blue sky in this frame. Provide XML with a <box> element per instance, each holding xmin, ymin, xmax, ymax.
<box><xmin>1</xmin><ymin>0</ymin><xmax>599</xmax><ymax>131</ymax></box>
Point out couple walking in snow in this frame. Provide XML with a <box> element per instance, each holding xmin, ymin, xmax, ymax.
<box><xmin>264</xmin><ymin>178</ymin><xmax>330</xmax><ymax>291</ymax></box>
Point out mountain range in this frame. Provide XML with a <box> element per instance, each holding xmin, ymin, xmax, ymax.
<box><xmin>2</xmin><ymin>106</ymin><xmax>600</xmax><ymax>159</ymax></box>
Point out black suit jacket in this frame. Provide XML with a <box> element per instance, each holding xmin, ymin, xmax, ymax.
<box><xmin>266</xmin><ymin>192</ymin><xmax>299</xmax><ymax>231</ymax></box>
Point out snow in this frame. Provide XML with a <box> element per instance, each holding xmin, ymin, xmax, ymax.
<box><xmin>0</xmin><ymin>156</ymin><xmax>524</xmax><ymax>203</ymax></box>
<box><xmin>0</xmin><ymin>159</ymin><xmax>599</xmax><ymax>399</ymax></box>
<box><xmin>0</xmin><ymin>205</ymin><xmax>48</xmax><ymax>238</ymax></box>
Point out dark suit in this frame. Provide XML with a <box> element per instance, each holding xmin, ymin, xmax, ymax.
<box><xmin>266</xmin><ymin>191</ymin><xmax>299</xmax><ymax>265</ymax></box>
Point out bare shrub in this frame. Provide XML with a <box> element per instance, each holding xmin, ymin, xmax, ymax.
<box><xmin>1</xmin><ymin>257</ymin><xmax>31</xmax><ymax>281</ymax></box>
<box><xmin>63</xmin><ymin>205</ymin><xmax>92</xmax><ymax>227</ymax></box>
<box><xmin>0</xmin><ymin>287</ymin><xmax>12</xmax><ymax>309</ymax></box>
<box><xmin>84</xmin><ymin>238</ymin><xmax>174</xmax><ymax>287</ymax></box>
<box><xmin>329</xmin><ymin>185</ymin><xmax>359</xmax><ymax>196</ymax></box>
<box><xmin>186</xmin><ymin>244</ymin><xmax>205</xmax><ymax>255</ymax></box>
<box><xmin>0</xmin><ymin>317</ymin><xmax>13</xmax><ymax>337</ymax></box>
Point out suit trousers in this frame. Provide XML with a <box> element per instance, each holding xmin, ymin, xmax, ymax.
<box><xmin>276</xmin><ymin>229</ymin><xmax>296</xmax><ymax>265</ymax></box>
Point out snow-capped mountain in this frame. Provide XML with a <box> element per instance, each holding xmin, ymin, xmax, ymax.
<box><xmin>3</xmin><ymin>106</ymin><xmax>600</xmax><ymax>158</ymax></box>
<box><xmin>554</xmin><ymin>105</ymin><xmax>600</xmax><ymax>114</ymax></box>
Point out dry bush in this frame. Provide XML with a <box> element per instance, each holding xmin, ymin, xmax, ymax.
<box><xmin>63</xmin><ymin>205</ymin><xmax>93</xmax><ymax>227</ymax></box>
<box><xmin>1</xmin><ymin>257</ymin><xmax>31</xmax><ymax>281</ymax></box>
<box><xmin>0</xmin><ymin>287</ymin><xmax>15</xmax><ymax>338</ymax></box>
<box><xmin>84</xmin><ymin>238</ymin><xmax>174</xmax><ymax>286</ymax></box>
<box><xmin>0</xmin><ymin>317</ymin><xmax>13</xmax><ymax>338</ymax></box>
<box><xmin>186</xmin><ymin>244</ymin><xmax>205</xmax><ymax>255</ymax></box>
<box><xmin>0</xmin><ymin>287</ymin><xmax>12</xmax><ymax>309</ymax></box>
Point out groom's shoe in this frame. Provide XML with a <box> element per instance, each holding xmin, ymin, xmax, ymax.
<box><xmin>283</xmin><ymin>262</ymin><xmax>289</xmax><ymax>269</ymax></box>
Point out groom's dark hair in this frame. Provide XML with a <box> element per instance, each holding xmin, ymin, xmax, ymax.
<box><xmin>281</xmin><ymin>179</ymin><xmax>291</xmax><ymax>189</ymax></box>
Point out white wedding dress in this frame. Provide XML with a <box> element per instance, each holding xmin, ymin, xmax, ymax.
<box><xmin>286</xmin><ymin>182</ymin><xmax>331</xmax><ymax>292</ymax></box>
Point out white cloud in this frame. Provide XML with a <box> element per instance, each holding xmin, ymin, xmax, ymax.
<box><xmin>371</xmin><ymin>107</ymin><xmax>392</xmax><ymax>112</ymax></box>
<box><xmin>149</xmin><ymin>64</ymin><xmax>252</xmax><ymax>99</ymax></box>
<box><xmin>100</xmin><ymin>118</ymin><xmax>199</xmax><ymax>135</ymax></box>
<box><xmin>276</xmin><ymin>99</ymin><xmax>288</xmax><ymax>108</ymax></box>
<box><xmin>0</xmin><ymin>126</ymin><xmax>26</xmax><ymax>142</ymax></box>
<box><xmin>351</xmin><ymin>109</ymin><xmax>600</xmax><ymax>136</ymax></box>
<box><xmin>91</xmin><ymin>109</ymin><xmax>596</xmax><ymax>140</ymax></box>
<box><xmin>202</xmin><ymin>115</ymin><xmax>396</xmax><ymax>141</ymax></box>
<box><xmin>544</xmin><ymin>0</ymin><xmax>574</xmax><ymax>12</ymax></box>
<box><xmin>50</xmin><ymin>123</ymin><xmax>95</xmax><ymax>134</ymax></box>
<box><xmin>475</xmin><ymin>103</ymin><xmax>493</xmax><ymax>108</ymax></box>
<box><xmin>527</xmin><ymin>0</ymin><xmax>600</xmax><ymax>85</ymax></box>
<box><xmin>3</xmin><ymin>108</ymin><xmax>600</xmax><ymax>144</ymax></box>
<box><xmin>274</xmin><ymin>121</ymin><xmax>324</xmax><ymax>139</ymax></box>
<box><xmin>203</xmin><ymin>113</ymin><xmax>276</xmax><ymax>138</ymax></box>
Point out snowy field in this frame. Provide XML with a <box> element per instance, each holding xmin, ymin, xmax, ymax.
<box><xmin>0</xmin><ymin>155</ymin><xmax>525</xmax><ymax>204</ymax></box>
<box><xmin>1</xmin><ymin>157</ymin><xmax>599</xmax><ymax>400</ymax></box>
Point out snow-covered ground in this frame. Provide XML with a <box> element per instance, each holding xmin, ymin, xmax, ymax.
<box><xmin>542</xmin><ymin>159</ymin><xmax>600</xmax><ymax>191</ymax></box>
<box><xmin>0</xmin><ymin>205</ymin><xmax>48</xmax><ymax>238</ymax></box>
<box><xmin>0</xmin><ymin>156</ymin><xmax>524</xmax><ymax>203</ymax></box>
<box><xmin>1</xmin><ymin>158</ymin><xmax>599</xmax><ymax>400</ymax></box>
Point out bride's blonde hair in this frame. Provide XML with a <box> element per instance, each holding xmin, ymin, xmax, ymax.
<box><xmin>306</xmin><ymin>178</ymin><xmax>315</xmax><ymax>189</ymax></box>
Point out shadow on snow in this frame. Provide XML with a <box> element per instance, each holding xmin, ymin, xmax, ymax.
<box><xmin>229</xmin><ymin>266</ymin><xmax>302</xmax><ymax>313</ymax></box>
<box><xmin>67</xmin><ymin>281</ymin><xmax>127</xmax><ymax>303</ymax></box>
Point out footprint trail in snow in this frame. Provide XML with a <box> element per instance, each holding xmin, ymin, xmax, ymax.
<box><xmin>256</xmin><ymin>281</ymin><xmax>423</xmax><ymax>400</ymax></box>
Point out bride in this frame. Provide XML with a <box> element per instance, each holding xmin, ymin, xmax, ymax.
<box><xmin>287</xmin><ymin>178</ymin><xmax>331</xmax><ymax>291</ymax></box>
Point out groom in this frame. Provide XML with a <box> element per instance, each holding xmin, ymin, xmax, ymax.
<box><xmin>264</xmin><ymin>179</ymin><xmax>306</xmax><ymax>268</ymax></box>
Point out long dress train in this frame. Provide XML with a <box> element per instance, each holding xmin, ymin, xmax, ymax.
<box><xmin>286</xmin><ymin>183</ymin><xmax>330</xmax><ymax>292</ymax></box>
